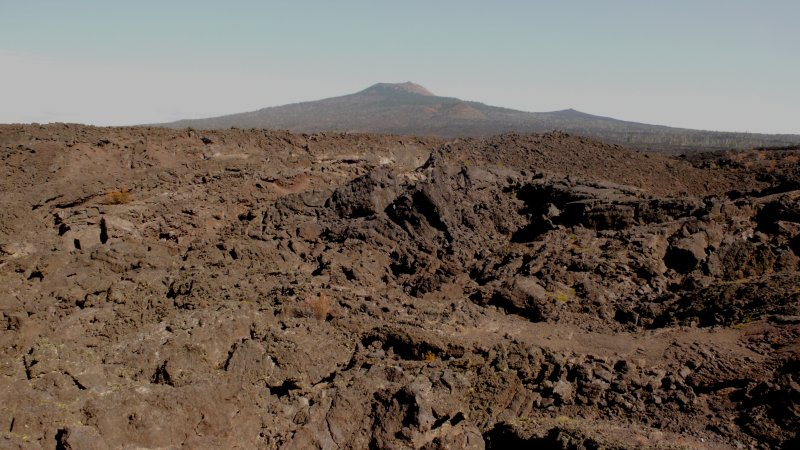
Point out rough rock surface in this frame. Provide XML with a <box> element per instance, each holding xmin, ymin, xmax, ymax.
<box><xmin>1</xmin><ymin>124</ymin><xmax>798</xmax><ymax>448</ymax></box>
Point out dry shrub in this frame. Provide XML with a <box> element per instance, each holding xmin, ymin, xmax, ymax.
<box><xmin>305</xmin><ymin>292</ymin><xmax>330</xmax><ymax>321</ymax></box>
<box><xmin>766</xmin><ymin>160</ymin><xmax>777</xmax><ymax>173</ymax></box>
<box><xmin>104</xmin><ymin>188</ymin><xmax>132</xmax><ymax>205</ymax></box>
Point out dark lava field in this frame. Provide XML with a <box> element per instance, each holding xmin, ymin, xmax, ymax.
<box><xmin>1</xmin><ymin>124</ymin><xmax>798</xmax><ymax>449</ymax></box>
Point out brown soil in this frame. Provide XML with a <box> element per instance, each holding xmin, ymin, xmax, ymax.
<box><xmin>1</xmin><ymin>124</ymin><xmax>798</xmax><ymax>449</ymax></box>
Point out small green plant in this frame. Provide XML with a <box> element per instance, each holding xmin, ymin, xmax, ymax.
<box><xmin>732</xmin><ymin>315</ymin><xmax>754</xmax><ymax>329</ymax></box>
<box><xmin>552</xmin><ymin>288</ymin><xmax>576</xmax><ymax>304</ymax></box>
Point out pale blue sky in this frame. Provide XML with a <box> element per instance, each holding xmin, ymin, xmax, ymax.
<box><xmin>1</xmin><ymin>1</ymin><xmax>798</xmax><ymax>133</ymax></box>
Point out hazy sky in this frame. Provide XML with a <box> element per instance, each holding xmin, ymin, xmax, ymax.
<box><xmin>1</xmin><ymin>0</ymin><xmax>798</xmax><ymax>133</ymax></box>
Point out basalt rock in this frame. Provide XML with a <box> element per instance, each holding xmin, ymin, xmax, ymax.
<box><xmin>1</xmin><ymin>125</ymin><xmax>798</xmax><ymax>449</ymax></box>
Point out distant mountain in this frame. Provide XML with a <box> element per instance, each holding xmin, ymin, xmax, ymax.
<box><xmin>160</xmin><ymin>82</ymin><xmax>800</xmax><ymax>152</ymax></box>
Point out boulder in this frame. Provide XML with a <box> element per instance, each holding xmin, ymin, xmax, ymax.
<box><xmin>665</xmin><ymin>233</ymin><xmax>707</xmax><ymax>273</ymax></box>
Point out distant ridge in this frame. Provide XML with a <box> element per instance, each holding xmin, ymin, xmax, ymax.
<box><xmin>160</xmin><ymin>82</ymin><xmax>800</xmax><ymax>152</ymax></box>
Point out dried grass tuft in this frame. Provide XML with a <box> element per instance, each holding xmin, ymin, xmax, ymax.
<box><xmin>305</xmin><ymin>292</ymin><xmax>330</xmax><ymax>321</ymax></box>
<box><xmin>104</xmin><ymin>189</ymin><xmax>132</xmax><ymax>205</ymax></box>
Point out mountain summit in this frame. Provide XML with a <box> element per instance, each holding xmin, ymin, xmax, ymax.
<box><xmin>161</xmin><ymin>83</ymin><xmax>800</xmax><ymax>151</ymax></box>
<box><xmin>360</xmin><ymin>82</ymin><xmax>435</xmax><ymax>97</ymax></box>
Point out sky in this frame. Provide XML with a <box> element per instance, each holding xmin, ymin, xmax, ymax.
<box><xmin>1</xmin><ymin>0</ymin><xmax>798</xmax><ymax>134</ymax></box>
